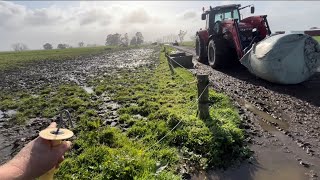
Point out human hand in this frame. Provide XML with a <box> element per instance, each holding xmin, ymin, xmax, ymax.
<box><xmin>0</xmin><ymin>122</ymin><xmax>72</xmax><ymax>180</ymax></box>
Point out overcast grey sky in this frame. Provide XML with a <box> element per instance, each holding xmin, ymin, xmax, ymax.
<box><xmin>1</xmin><ymin>1</ymin><xmax>319</xmax><ymax>51</ymax></box>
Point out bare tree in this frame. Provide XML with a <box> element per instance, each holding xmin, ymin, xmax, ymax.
<box><xmin>12</xmin><ymin>43</ymin><xmax>28</xmax><ymax>52</ymax></box>
<box><xmin>78</xmin><ymin>42</ymin><xmax>85</xmax><ymax>47</ymax></box>
<box><xmin>43</xmin><ymin>43</ymin><xmax>53</xmax><ymax>50</ymax></box>
<box><xmin>178</xmin><ymin>30</ymin><xmax>187</xmax><ymax>43</ymax></box>
<box><xmin>136</xmin><ymin>32</ymin><xmax>144</xmax><ymax>45</ymax></box>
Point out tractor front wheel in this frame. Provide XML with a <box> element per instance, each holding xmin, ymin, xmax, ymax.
<box><xmin>196</xmin><ymin>36</ymin><xmax>207</xmax><ymax>63</ymax></box>
<box><xmin>207</xmin><ymin>39</ymin><xmax>223</xmax><ymax>68</ymax></box>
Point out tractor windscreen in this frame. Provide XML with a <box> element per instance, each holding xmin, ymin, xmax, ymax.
<box><xmin>213</xmin><ymin>8</ymin><xmax>240</xmax><ymax>23</ymax></box>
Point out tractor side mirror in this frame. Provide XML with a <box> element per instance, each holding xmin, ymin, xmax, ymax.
<box><xmin>201</xmin><ymin>13</ymin><xmax>206</xmax><ymax>20</ymax></box>
<box><xmin>250</xmin><ymin>6</ymin><xmax>255</xmax><ymax>14</ymax></box>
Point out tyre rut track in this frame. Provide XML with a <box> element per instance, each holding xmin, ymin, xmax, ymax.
<box><xmin>175</xmin><ymin>46</ymin><xmax>320</xmax><ymax>178</ymax></box>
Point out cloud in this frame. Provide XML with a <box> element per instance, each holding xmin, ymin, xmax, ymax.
<box><xmin>259</xmin><ymin>1</ymin><xmax>320</xmax><ymax>32</ymax></box>
<box><xmin>0</xmin><ymin>1</ymin><xmax>26</xmax><ymax>29</ymax></box>
<box><xmin>24</xmin><ymin>8</ymin><xmax>63</xmax><ymax>26</ymax></box>
<box><xmin>78</xmin><ymin>9</ymin><xmax>112</xmax><ymax>26</ymax></box>
<box><xmin>178</xmin><ymin>10</ymin><xmax>198</xmax><ymax>20</ymax></box>
<box><xmin>121</xmin><ymin>8</ymin><xmax>151</xmax><ymax>24</ymax></box>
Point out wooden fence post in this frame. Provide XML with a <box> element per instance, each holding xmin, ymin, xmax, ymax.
<box><xmin>197</xmin><ymin>74</ymin><xmax>209</xmax><ymax>120</ymax></box>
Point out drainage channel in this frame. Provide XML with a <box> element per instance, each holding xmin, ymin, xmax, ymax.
<box><xmin>238</xmin><ymin>98</ymin><xmax>320</xmax><ymax>178</ymax></box>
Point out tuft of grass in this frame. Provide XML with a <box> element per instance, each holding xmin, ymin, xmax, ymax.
<box><xmin>314</xmin><ymin>36</ymin><xmax>320</xmax><ymax>42</ymax></box>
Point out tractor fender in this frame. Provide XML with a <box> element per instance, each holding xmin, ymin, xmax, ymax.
<box><xmin>197</xmin><ymin>30</ymin><xmax>209</xmax><ymax>45</ymax></box>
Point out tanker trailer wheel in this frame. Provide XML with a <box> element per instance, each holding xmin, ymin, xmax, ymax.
<box><xmin>196</xmin><ymin>36</ymin><xmax>207</xmax><ymax>63</ymax></box>
<box><xmin>208</xmin><ymin>39</ymin><xmax>223</xmax><ymax>68</ymax></box>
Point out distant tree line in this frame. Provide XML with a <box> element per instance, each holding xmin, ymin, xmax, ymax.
<box><xmin>105</xmin><ymin>32</ymin><xmax>144</xmax><ymax>46</ymax></box>
<box><xmin>11</xmin><ymin>31</ymin><xmax>145</xmax><ymax>52</ymax></box>
<box><xmin>10</xmin><ymin>42</ymin><xmax>87</xmax><ymax>51</ymax></box>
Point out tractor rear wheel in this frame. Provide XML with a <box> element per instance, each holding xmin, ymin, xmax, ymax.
<box><xmin>196</xmin><ymin>36</ymin><xmax>207</xmax><ymax>63</ymax></box>
<box><xmin>207</xmin><ymin>39</ymin><xmax>224</xmax><ymax>68</ymax></box>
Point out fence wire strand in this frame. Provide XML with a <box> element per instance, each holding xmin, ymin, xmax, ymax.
<box><xmin>145</xmin><ymin>51</ymin><xmax>210</xmax><ymax>152</ymax></box>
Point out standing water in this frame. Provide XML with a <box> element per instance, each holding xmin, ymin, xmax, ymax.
<box><xmin>82</xmin><ymin>86</ymin><xmax>94</xmax><ymax>94</ymax></box>
<box><xmin>192</xmin><ymin>98</ymin><xmax>313</xmax><ymax>179</ymax></box>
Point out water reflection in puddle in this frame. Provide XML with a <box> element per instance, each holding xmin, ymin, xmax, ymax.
<box><xmin>6</xmin><ymin>110</ymin><xmax>17</xmax><ymax>117</ymax></box>
<box><xmin>238</xmin><ymin>98</ymin><xmax>289</xmax><ymax>131</ymax></box>
<box><xmin>194</xmin><ymin>145</ymin><xmax>309</xmax><ymax>180</ymax></box>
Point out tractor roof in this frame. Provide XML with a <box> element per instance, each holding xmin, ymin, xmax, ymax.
<box><xmin>212</xmin><ymin>4</ymin><xmax>241</xmax><ymax>10</ymax></box>
<box><xmin>204</xmin><ymin>4</ymin><xmax>241</xmax><ymax>14</ymax></box>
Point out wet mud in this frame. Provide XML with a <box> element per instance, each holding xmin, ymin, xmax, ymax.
<box><xmin>0</xmin><ymin>48</ymin><xmax>155</xmax><ymax>91</ymax></box>
<box><xmin>175</xmin><ymin>46</ymin><xmax>320</xmax><ymax>179</ymax></box>
<box><xmin>0</xmin><ymin>47</ymin><xmax>159</xmax><ymax>164</ymax></box>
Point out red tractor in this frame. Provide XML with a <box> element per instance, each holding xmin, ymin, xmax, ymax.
<box><xmin>196</xmin><ymin>4</ymin><xmax>272</xmax><ymax>68</ymax></box>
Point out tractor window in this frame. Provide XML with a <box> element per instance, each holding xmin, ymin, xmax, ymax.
<box><xmin>224</xmin><ymin>12</ymin><xmax>232</xmax><ymax>19</ymax></box>
<box><xmin>214</xmin><ymin>13</ymin><xmax>223</xmax><ymax>22</ymax></box>
<box><xmin>213</xmin><ymin>9</ymin><xmax>240</xmax><ymax>22</ymax></box>
<box><xmin>232</xmin><ymin>9</ymin><xmax>240</xmax><ymax>20</ymax></box>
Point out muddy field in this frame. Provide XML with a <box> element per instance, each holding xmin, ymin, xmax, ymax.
<box><xmin>1</xmin><ymin>45</ymin><xmax>319</xmax><ymax>179</ymax></box>
<box><xmin>176</xmin><ymin>46</ymin><xmax>320</xmax><ymax>179</ymax></box>
<box><xmin>0</xmin><ymin>47</ymin><xmax>158</xmax><ymax>164</ymax></box>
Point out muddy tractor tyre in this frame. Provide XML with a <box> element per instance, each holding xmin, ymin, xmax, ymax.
<box><xmin>196</xmin><ymin>36</ymin><xmax>207</xmax><ymax>63</ymax></box>
<box><xmin>207</xmin><ymin>39</ymin><xmax>224</xmax><ymax>69</ymax></box>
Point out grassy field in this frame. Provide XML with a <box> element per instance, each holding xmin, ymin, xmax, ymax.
<box><xmin>314</xmin><ymin>36</ymin><xmax>320</xmax><ymax>42</ymax></box>
<box><xmin>0</xmin><ymin>46</ymin><xmax>248</xmax><ymax>179</ymax></box>
<box><xmin>180</xmin><ymin>41</ymin><xmax>195</xmax><ymax>48</ymax></box>
<box><xmin>0</xmin><ymin>46</ymin><xmax>113</xmax><ymax>70</ymax></box>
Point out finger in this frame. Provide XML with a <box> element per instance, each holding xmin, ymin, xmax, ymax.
<box><xmin>55</xmin><ymin>156</ymin><xmax>65</xmax><ymax>168</ymax></box>
<box><xmin>59</xmin><ymin>155</ymin><xmax>65</xmax><ymax>163</ymax></box>
<box><xmin>38</xmin><ymin>122</ymin><xmax>57</xmax><ymax>145</ymax></box>
<box><xmin>47</xmin><ymin>122</ymin><xmax>57</xmax><ymax>129</ymax></box>
<box><xmin>54</xmin><ymin>141</ymin><xmax>72</xmax><ymax>156</ymax></box>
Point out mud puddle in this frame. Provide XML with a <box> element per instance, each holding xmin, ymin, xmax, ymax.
<box><xmin>193</xmin><ymin>144</ymin><xmax>310</xmax><ymax>180</ymax></box>
<box><xmin>238</xmin><ymin>98</ymin><xmax>289</xmax><ymax>131</ymax></box>
<box><xmin>237</xmin><ymin>98</ymin><xmax>320</xmax><ymax>174</ymax></box>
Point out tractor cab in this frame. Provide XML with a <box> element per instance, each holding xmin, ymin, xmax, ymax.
<box><xmin>202</xmin><ymin>4</ymin><xmax>242</xmax><ymax>29</ymax></box>
<box><xmin>196</xmin><ymin>4</ymin><xmax>271</xmax><ymax>68</ymax></box>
